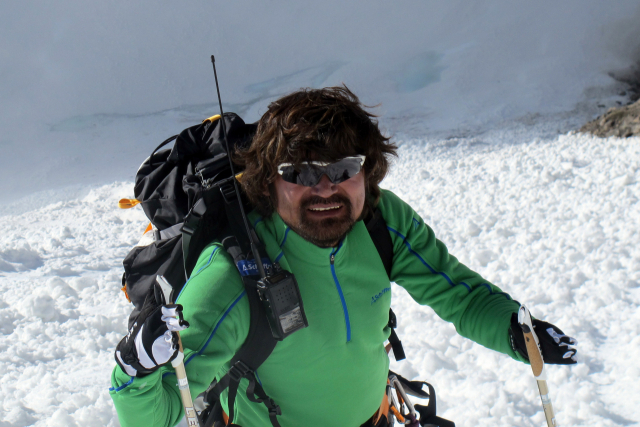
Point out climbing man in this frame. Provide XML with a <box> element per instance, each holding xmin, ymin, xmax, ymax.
<box><xmin>110</xmin><ymin>86</ymin><xmax>577</xmax><ymax>427</ymax></box>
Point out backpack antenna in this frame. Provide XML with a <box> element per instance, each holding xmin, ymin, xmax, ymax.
<box><xmin>211</xmin><ymin>55</ymin><xmax>266</xmax><ymax>278</ymax></box>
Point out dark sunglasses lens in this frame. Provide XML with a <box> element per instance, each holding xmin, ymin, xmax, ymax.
<box><xmin>324</xmin><ymin>158</ymin><xmax>363</xmax><ymax>184</ymax></box>
<box><xmin>279</xmin><ymin>166</ymin><xmax>298</xmax><ymax>184</ymax></box>
<box><xmin>296</xmin><ymin>167</ymin><xmax>324</xmax><ymax>186</ymax></box>
<box><xmin>279</xmin><ymin>166</ymin><xmax>322</xmax><ymax>186</ymax></box>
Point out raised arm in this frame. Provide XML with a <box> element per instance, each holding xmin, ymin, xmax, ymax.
<box><xmin>377</xmin><ymin>189</ymin><xmax>523</xmax><ymax>360</ymax></box>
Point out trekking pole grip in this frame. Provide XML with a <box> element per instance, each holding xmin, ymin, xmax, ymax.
<box><xmin>522</xmin><ymin>328</ymin><xmax>544</xmax><ymax>377</ymax></box>
<box><xmin>172</xmin><ymin>334</ymin><xmax>201</xmax><ymax>426</ymax></box>
<box><xmin>157</xmin><ymin>275</ymin><xmax>201</xmax><ymax>427</ymax></box>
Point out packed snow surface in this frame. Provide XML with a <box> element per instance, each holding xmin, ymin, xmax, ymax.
<box><xmin>0</xmin><ymin>128</ymin><xmax>638</xmax><ymax>426</ymax></box>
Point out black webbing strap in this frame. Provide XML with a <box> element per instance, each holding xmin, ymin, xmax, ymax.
<box><xmin>202</xmin><ymin>264</ymin><xmax>281</xmax><ymax>426</ymax></box>
<box><xmin>227</xmin><ymin>274</ymin><xmax>280</xmax><ymax>426</ymax></box>
<box><xmin>213</xmin><ymin>366</ymin><xmax>282</xmax><ymax>427</ymax></box>
<box><xmin>414</xmin><ymin>382</ymin><xmax>455</xmax><ymax>427</ymax></box>
<box><xmin>387</xmin><ymin>310</ymin><xmax>406</xmax><ymax>361</ymax></box>
<box><xmin>220</xmin><ymin>181</ymin><xmax>252</xmax><ymax>254</ymax></box>
<box><xmin>365</xmin><ymin>208</ymin><xmax>406</xmax><ymax>362</ymax></box>
<box><xmin>365</xmin><ymin>208</ymin><xmax>394</xmax><ymax>278</ymax></box>
<box><xmin>181</xmin><ymin>198</ymin><xmax>207</xmax><ymax>280</ymax></box>
<box><xmin>245</xmin><ymin>376</ymin><xmax>283</xmax><ymax>427</ymax></box>
<box><xmin>227</xmin><ymin>379</ymin><xmax>240</xmax><ymax>425</ymax></box>
<box><xmin>149</xmin><ymin>134</ymin><xmax>178</xmax><ymax>166</ymax></box>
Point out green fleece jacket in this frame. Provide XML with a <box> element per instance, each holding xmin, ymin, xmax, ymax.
<box><xmin>110</xmin><ymin>189</ymin><xmax>525</xmax><ymax>426</ymax></box>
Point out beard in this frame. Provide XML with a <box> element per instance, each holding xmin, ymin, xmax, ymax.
<box><xmin>290</xmin><ymin>194</ymin><xmax>356</xmax><ymax>248</ymax></box>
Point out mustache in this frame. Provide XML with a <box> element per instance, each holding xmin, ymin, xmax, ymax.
<box><xmin>301</xmin><ymin>194</ymin><xmax>352</xmax><ymax>209</ymax></box>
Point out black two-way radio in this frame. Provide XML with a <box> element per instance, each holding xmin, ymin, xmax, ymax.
<box><xmin>210</xmin><ymin>56</ymin><xmax>308</xmax><ymax>340</ymax></box>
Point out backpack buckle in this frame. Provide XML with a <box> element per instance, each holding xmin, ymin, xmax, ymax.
<box><xmin>182</xmin><ymin>199</ymin><xmax>207</xmax><ymax>236</ymax></box>
<box><xmin>388</xmin><ymin>309</ymin><xmax>397</xmax><ymax>328</ymax></box>
<box><xmin>219</xmin><ymin>180</ymin><xmax>237</xmax><ymax>204</ymax></box>
<box><xmin>268</xmin><ymin>403</ymin><xmax>282</xmax><ymax>417</ymax></box>
<box><xmin>228</xmin><ymin>361</ymin><xmax>251</xmax><ymax>383</ymax></box>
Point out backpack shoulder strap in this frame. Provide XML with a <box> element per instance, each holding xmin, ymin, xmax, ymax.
<box><xmin>365</xmin><ymin>207</ymin><xmax>406</xmax><ymax>361</ymax></box>
<box><xmin>365</xmin><ymin>208</ymin><xmax>394</xmax><ymax>278</ymax></box>
<box><xmin>201</xmin><ymin>274</ymin><xmax>282</xmax><ymax>427</ymax></box>
<box><xmin>200</xmin><ymin>196</ymin><xmax>282</xmax><ymax>427</ymax></box>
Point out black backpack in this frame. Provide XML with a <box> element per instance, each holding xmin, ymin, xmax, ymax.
<box><xmin>120</xmin><ymin>113</ymin><xmax>256</xmax><ymax>325</ymax></box>
<box><xmin>118</xmin><ymin>113</ymin><xmax>453</xmax><ymax>427</ymax></box>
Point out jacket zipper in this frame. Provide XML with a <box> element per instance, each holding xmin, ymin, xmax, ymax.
<box><xmin>330</xmin><ymin>252</ymin><xmax>351</xmax><ymax>342</ymax></box>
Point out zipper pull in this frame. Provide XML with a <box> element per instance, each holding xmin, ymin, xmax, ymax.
<box><xmin>330</xmin><ymin>254</ymin><xmax>335</xmax><ymax>264</ymax></box>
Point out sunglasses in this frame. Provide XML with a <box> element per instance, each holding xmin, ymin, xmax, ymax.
<box><xmin>277</xmin><ymin>155</ymin><xmax>366</xmax><ymax>187</ymax></box>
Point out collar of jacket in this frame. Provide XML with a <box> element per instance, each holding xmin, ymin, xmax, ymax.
<box><xmin>250</xmin><ymin>211</ymin><xmax>357</xmax><ymax>268</ymax></box>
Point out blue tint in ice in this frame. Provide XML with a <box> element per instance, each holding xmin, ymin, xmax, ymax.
<box><xmin>394</xmin><ymin>52</ymin><xmax>446</xmax><ymax>93</ymax></box>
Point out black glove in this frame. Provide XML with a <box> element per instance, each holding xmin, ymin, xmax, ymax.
<box><xmin>115</xmin><ymin>283</ymin><xmax>189</xmax><ymax>377</ymax></box>
<box><xmin>509</xmin><ymin>313</ymin><xmax>577</xmax><ymax>365</ymax></box>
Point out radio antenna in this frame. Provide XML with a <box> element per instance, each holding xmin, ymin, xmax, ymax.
<box><xmin>211</xmin><ymin>55</ymin><xmax>266</xmax><ymax>278</ymax></box>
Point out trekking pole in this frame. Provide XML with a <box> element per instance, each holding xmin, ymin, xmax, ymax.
<box><xmin>518</xmin><ymin>305</ymin><xmax>558</xmax><ymax>427</ymax></box>
<box><xmin>157</xmin><ymin>276</ymin><xmax>201</xmax><ymax>427</ymax></box>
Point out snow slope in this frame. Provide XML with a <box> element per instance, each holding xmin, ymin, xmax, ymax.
<box><xmin>0</xmin><ymin>129</ymin><xmax>638</xmax><ymax>426</ymax></box>
<box><xmin>2</xmin><ymin>2</ymin><xmax>640</xmax><ymax>426</ymax></box>
<box><xmin>2</xmin><ymin>1</ymin><xmax>640</xmax><ymax>201</ymax></box>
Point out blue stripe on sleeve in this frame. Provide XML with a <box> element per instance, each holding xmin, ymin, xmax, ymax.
<box><xmin>109</xmin><ymin>376</ymin><xmax>135</xmax><ymax>392</ymax></box>
<box><xmin>387</xmin><ymin>226</ymin><xmax>511</xmax><ymax>300</ymax></box>
<box><xmin>176</xmin><ymin>246</ymin><xmax>220</xmax><ymax>301</ymax></box>
<box><xmin>163</xmin><ymin>290</ymin><xmax>247</xmax><ymax>378</ymax></box>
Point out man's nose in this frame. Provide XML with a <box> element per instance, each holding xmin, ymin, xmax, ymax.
<box><xmin>311</xmin><ymin>174</ymin><xmax>337</xmax><ymax>197</ymax></box>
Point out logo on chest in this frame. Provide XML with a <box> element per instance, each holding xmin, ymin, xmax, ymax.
<box><xmin>370</xmin><ymin>287</ymin><xmax>391</xmax><ymax>305</ymax></box>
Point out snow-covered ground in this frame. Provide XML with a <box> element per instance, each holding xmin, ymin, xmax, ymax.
<box><xmin>386</xmin><ymin>129</ymin><xmax>640</xmax><ymax>427</ymax></box>
<box><xmin>0</xmin><ymin>125</ymin><xmax>638</xmax><ymax>426</ymax></box>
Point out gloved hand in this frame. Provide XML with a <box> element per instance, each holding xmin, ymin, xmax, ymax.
<box><xmin>115</xmin><ymin>282</ymin><xmax>189</xmax><ymax>377</ymax></box>
<box><xmin>509</xmin><ymin>313</ymin><xmax>577</xmax><ymax>365</ymax></box>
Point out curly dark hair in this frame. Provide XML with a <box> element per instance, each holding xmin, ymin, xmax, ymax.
<box><xmin>235</xmin><ymin>85</ymin><xmax>397</xmax><ymax>217</ymax></box>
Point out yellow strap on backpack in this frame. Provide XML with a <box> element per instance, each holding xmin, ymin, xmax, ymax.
<box><xmin>121</xmin><ymin>284</ymin><xmax>132</xmax><ymax>303</ymax></box>
<box><xmin>118</xmin><ymin>198</ymin><xmax>141</xmax><ymax>209</ymax></box>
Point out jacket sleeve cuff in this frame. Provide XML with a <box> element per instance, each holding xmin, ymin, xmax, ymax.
<box><xmin>109</xmin><ymin>364</ymin><xmax>162</xmax><ymax>394</ymax></box>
